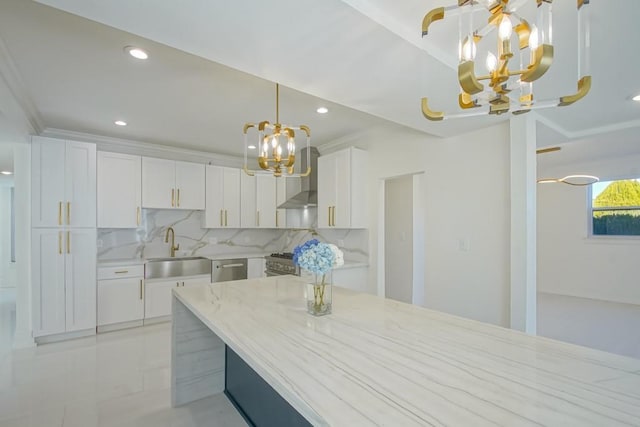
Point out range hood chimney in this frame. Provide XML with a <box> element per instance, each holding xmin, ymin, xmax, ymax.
<box><xmin>277</xmin><ymin>146</ymin><xmax>319</xmax><ymax>209</ymax></box>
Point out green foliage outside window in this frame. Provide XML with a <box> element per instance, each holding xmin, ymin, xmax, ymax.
<box><xmin>592</xmin><ymin>180</ymin><xmax>640</xmax><ymax>235</ymax></box>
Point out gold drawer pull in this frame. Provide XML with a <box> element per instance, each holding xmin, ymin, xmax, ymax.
<box><xmin>114</xmin><ymin>270</ymin><xmax>129</xmax><ymax>274</ymax></box>
<box><xmin>171</xmin><ymin>189</ymin><xmax>175</xmax><ymax>207</ymax></box>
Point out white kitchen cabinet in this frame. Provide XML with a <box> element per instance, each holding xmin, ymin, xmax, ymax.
<box><xmin>144</xmin><ymin>274</ymin><xmax>210</xmax><ymax>319</ymax></box>
<box><xmin>204</xmin><ymin>165</ymin><xmax>240</xmax><ymax>228</ymax></box>
<box><xmin>32</xmin><ymin>136</ymin><xmax>96</xmax><ymax>228</ymax></box>
<box><xmin>97</xmin><ymin>264</ymin><xmax>144</xmax><ymax>329</ymax></box>
<box><xmin>275</xmin><ymin>177</ymin><xmax>287</xmax><ymax>229</ymax></box>
<box><xmin>318</xmin><ymin>147</ymin><xmax>367</xmax><ymax>229</ymax></box>
<box><xmin>141</xmin><ymin>157</ymin><xmax>205</xmax><ymax>210</ymax></box>
<box><xmin>97</xmin><ymin>151</ymin><xmax>141</xmax><ymax>228</ymax></box>
<box><xmin>241</xmin><ymin>174</ymin><xmax>277</xmax><ymax>228</ymax></box>
<box><xmin>32</xmin><ymin>228</ymin><xmax>97</xmax><ymax>338</ymax></box>
<box><xmin>247</xmin><ymin>258</ymin><xmax>266</xmax><ymax>279</ymax></box>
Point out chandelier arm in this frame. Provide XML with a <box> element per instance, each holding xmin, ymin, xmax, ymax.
<box><xmin>422</xmin><ymin>7</ymin><xmax>445</xmax><ymax>36</ymax></box>
<box><xmin>421</xmin><ymin>98</ymin><xmax>445</xmax><ymax>121</ymax></box>
<box><xmin>520</xmin><ymin>44</ymin><xmax>553</xmax><ymax>82</ymax></box>
<box><xmin>558</xmin><ymin>76</ymin><xmax>591</xmax><ymax>106</ymax></box>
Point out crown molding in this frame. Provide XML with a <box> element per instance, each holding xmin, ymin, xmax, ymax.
<box><xmin>316</xmin><ymin>125</ymin><xmax>398</xmax><ymax>155</ymax></box>
<box><xmin>0</xmin><ymin>34</ymin><xmax>44</xmax><ymax>135</ymax></box>
<box><xmin>41</xmin><ymin>127</ymin><xmax>244</xmax><ymax>167</ymax></box>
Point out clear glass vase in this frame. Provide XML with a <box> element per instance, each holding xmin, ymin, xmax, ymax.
<box><xmin>306</xmin><ymin>272</ymin><xmax>332</xmax><ymax>316</ymax></box>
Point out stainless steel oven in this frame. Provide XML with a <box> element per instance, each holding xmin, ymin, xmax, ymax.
<box><xmin>264</xmin><ymin>253</ymin><xmax>299</xmax><ymax>277</ymax></box>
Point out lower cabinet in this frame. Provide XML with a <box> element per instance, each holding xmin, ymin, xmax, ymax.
<box><xmin>145</xmin><ymin>274</ymin><xmax>211</xmax><ymax>319</ymax></box>
<box><xmin>247</xmin><ymin>258</ymin><xmax>266</xmax><ymax>279</ymax></box>
<box><xmin>32</xmin><ymin>228</ymin><xmax>96</xmax><ymax>339</ymax></box>
<box><xmin>97</xmin><ymin>264</ymin><xmax>145</xmax><ymax>330</ymax></box>
<box><xmin>332</xmin><ymin>266</ymin><xmax>369</xmax><ymax>293</ymax></box>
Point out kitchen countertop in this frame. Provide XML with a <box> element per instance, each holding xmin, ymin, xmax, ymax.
<box><xmin>97</xmin><ymin>258</ymin><xmax>146</xmax><ymax>267</ymax></box>
<box><xmin>172</xmin><ymin>276</ymin><xmax>640</xmax><ymax>426</ymax></box>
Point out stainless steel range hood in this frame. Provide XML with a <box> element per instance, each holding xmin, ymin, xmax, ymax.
<box><xmin>277</xmin><ymin>146</ymin><xmax>319</xmax><ymax>209</ymax></box>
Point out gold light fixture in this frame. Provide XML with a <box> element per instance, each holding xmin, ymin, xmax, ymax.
<box><xmin>421</xmin><ymin>0</ymin><xmax>591</xmax><ymax>120</ymax></box>
<box><xmin>537</xmin><ymin>175</ymin><xmax>599</xmax><ymax>186</ymax></box>
<box><xmin>243</xmin><ymin>83</ymin><xmax>311</xmax><ymax>177</ymax></box>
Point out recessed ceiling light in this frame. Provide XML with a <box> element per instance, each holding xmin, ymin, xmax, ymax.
<box><xmin>114</xmin><ymin>120</ymin><xmax>127</xmax><ymax>126</ymax></box>
<box><xmin>316</xmin><ymin>107</ymin><xmax>329</xmax><ymax>114</ymax></box>
<box><xmin>124</xmin><ymin>46</ymin><xmax>148</xmax><ymax>60</ymax></box>
<box><xmin>1</xmin><ymin>171</ymin><xmax>13</xmax><ymax>175</ymax></box>
<box><xmin>632</xmin><ymin>94</ymin><xmax>640</xmax><ymax>102</ymax></box>
<box><xmin>247</xmin><ymin>145</ymin><xmax>257</xmax><ymax>150</ymax></box>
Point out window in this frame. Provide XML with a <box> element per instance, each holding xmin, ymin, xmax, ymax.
<box><xmin>591</xmin><ymin>178</ymin><xmax>640</xmax><ymax>236</ymax></box>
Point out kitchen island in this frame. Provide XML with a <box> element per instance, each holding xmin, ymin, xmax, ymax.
<box><xmin>171</xmin><ymin>276</ymin><xmax>640</xmax><ymax>426</ymax></box>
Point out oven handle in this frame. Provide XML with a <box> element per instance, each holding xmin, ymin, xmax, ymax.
<box><xmin>219</xmin><ymin>263</ymin><xmax>245</xmax><ymax>268</ymax></box>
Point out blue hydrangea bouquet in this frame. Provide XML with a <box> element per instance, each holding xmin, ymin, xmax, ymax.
<box><xmin>293</xmin><ymin>239</ymin><xmax>344</xmax><ymax>315</ymax></box>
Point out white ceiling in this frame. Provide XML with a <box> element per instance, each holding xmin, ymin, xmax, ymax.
<box><xmin>0</xmin><ymin>0</ymin><xmax>638</xmax><ymax>168</ymax></box>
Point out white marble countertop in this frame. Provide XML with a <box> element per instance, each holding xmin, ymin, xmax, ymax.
<box><xmin>173</xmin><ymin>276</ymin><xmax>640</xmax><ymax>426</ymax></box>
<box><xmin>97</xmin><ymin>258</ymin><xmax>145</xmax><ymax>267</ymax></box>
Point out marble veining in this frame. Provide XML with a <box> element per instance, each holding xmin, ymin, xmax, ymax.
<box><xmin>98</xmin><ymin>209</ymin><xmax>368</xmax><ymax>263</ymax></box>
<box><xmin>173</xmin><ymin>276</ymin><xmax>640</xmax><ymax>426</ymax></box>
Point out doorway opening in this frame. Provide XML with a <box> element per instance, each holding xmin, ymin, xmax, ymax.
<box><xmin>378</xmin><ymin>172</ymin><xmax>425</xmax><ymax>305</ymax></box>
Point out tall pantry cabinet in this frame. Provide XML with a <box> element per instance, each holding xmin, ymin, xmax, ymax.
<box><xmin>31</xmin><ymin>136</ymin><xmax>97</xmax><ymax>340</ymax></box>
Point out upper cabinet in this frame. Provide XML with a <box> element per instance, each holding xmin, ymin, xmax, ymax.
<box><xmin>241</xmin><ymin>174</ymin><xmax>278</xmax><ymax>228</ymax></box>
<box><xmin>32</xmin><ymin>136</ymin><xmax>96</xmax><ymax>228</ymax></box>
<box><xmin>318</xmin><ymin>147</ymin><xmax>368</xmax><ymax>229</ymax></box>
<box><xmin>141</xmin><ymin>157</ymin><xmax>205</xmax><ymax>210</ymax></box>
<box><xmin>97</xmin><ymin>152</ymin><xmax>141</xmax><ymax>228</ymax></box>
<box><xmin>204</xmin><ymin>165</ymin><xmax>240</xmax><ymax>228</ymax></box>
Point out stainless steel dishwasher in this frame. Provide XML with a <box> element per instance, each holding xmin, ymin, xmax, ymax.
<box><xmin>212</xmin><ymin>259</ymin><xmax>248</xmax><ymax>282</ymax></box>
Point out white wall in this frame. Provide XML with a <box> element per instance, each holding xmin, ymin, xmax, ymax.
<box><xmin>384</xmin><ymin>175</ymin><xmax>413</xmax><ymax>303</ymax></box>
<box><xmin>326</xmin><ymin>122</ymin><xmax>511</xmax><ymax>326</ymax></box>
<box><xmin>537</xmin><ymin>153</ymin><xmax>640</xmax><ymax>305</ymax></box>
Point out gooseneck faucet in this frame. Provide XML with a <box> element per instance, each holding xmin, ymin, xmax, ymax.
<box><xmin>165</xmin><ymin>226</ymin><xmax>180</xmax><ymax>257</ymax></box>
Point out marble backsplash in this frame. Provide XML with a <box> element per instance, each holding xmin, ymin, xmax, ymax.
<box><xmin>98</xmin><ymin>209</ymin><xmax>368</xmax><ymax>263</ymax></box>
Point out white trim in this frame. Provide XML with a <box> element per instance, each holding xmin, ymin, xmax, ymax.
<box><xmin>376</xmin><ymin>179</ymin><xmax>385</xmax><ymax>298</ymax></box>
<box><xmin>41</xmin><ymin>127</ymin><xmax>244</xmax><ymax>167</ymax></box>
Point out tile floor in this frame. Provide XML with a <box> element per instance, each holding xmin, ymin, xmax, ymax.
<box><xmin>0</xmin><ymin>305</ymin><xmax>247</xmax><ymax>427</ymax></box>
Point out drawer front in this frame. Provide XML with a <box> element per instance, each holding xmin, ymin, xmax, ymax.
<box><xmin>98</xmin><ymin>265</ymin><xmax>144</xmax><ymax>280</ymax></box>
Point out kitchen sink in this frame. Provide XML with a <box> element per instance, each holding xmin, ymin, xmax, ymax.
<box><xmin>145</xmin><ymin>256</ymin><xmax>211</xmax><ymax>279</ymax></box>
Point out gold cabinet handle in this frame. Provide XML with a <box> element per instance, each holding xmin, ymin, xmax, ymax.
<box><xmin>220</xmin><ymin>209</ymin><xmax>223</xmax><ymax>227</ymax></box>
<box><xmin>114</xmin><ymin>270</ymin><xmax>129</xmax><ymax>274</ymax></box>
<box><xmin>176</xmin><ymin>282</ymin><xmax>179</xmax><ymax>287</ymax></box>
<box><xmin>66</xmin><ymin>202</ymin><xmax>70</xmax><ymax>225</ymax></box>
<box><xmin>139</xmin><ymin>280</ymin><xmax>143</xmax><ymax>300</ymax></box>
<box><xmin>182</xmin><ymin>281</ymin><xmax>185</xmax><ymax>287</ymax></box>
<box><xmin>58</xmin><ymin>231</ymin><xmax>62</xmax><ymax>254</ymax></box>
<box><xmin>171</xmin><ymin>189</ymin><xmax>175</xmax><ymax>207</ymax></box>
<box><xmin>136</xmin><ymin>207</ymin><xmax>141</xmax><ymax>226</ymax></box>
<box><xmin>58</xmin><ymin>202</ymin><xmax>62</xmax><ymax>226</ymax></box>
<box><xmin>177</xmin><ymin>189</ymin><xmax>180</xmax><ymax>207</ymax></box>
<box><xmin>332</xmin><ymin>206</ymin><xmax>336</xmax><ymax>227</ymax></box>
<box><xmin>225</xmin><ymin>210</ymin><xmax>228</xmax><ymax>227</ymax></box>
<box><xmin>66</xmin><ymin>231</ymin><xmax>70</xmax><ymax>254</ymax></box>
<box><xmin>276</xmin><ymin>210</ymin><xmax>279</xmax><ymax>228</ymax></box>
<box><xmin>328</xmin><ymin>206</ymin><xmax>331</xmax><ymax>226</ymax></box>
<box><xmin>257</xmin><ymin>210</ymin><xmax>260</xmax><ymax>227</ymax></box>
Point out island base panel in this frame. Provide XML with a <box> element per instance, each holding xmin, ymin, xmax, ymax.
<box><xmin>171</xmin><ymin>297</ymin><xmax>225</xmax><ymax>407</ymax></box>
<box><xmin>225</xmin><ymin>346</ymin><xmax>312</xmax><ymax>427</ymax></box>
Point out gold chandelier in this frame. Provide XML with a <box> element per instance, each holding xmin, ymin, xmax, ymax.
<box><xmin>421</xmin><ymin>0</ymin><xmax>591</xmax><ymax>120</ymax></box>
<box><xmin>243</xmin><ymin>83</ymin><xmax>311</xmax><ymax>177</ymax></box>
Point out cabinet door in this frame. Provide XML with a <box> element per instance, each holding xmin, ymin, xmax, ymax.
<box><xmin>333</xmin><ymin>150</ymin><xmax>351</xmax><ymax>228</ymax></box>
<box><xmin>204</xmin><ymin>165</ymin><xmax>224</xmax><ymax>228</ymax></box>
<box><xmin>275</xmin><ymin>177</ymin><xmax>287</xmax><ymax>228</ymax></box>
<box><xmin>240</xmin><ymin>173</ymin><xmax>257</xmax><ymax>228</ymax></box>
<box><xmin>256</xmin><ymin>175</ymin><xmax>276</xmax><ymax>228</ymax></box>
<box><xmin>247</xmin><ymin>258</ymin><xmax>265</xmax><ymax>279</ymax></box>
<box><xmin>97</xmin><ymin>152</ymin><xmax>141</xmax><ymax>228</ymax></box>
<box><xmin>65</xmin><ymin>141</ymin><xmax>96</xmax><ymax>228</ymax></box>
<box><xmin>317</xmin><ymin>154</ymin><xmax>336</xmax><ymax>228</ymax></box>
<box><xmin>175</xmin><ymin>161</ymin><xmax>205</xmax><ymax>210</ymax></box>
<box><xmin>31</xmin><ymin>137</ymin><xmax>66</xmax><ymax>228</ymax></box>
<box><xmin>97</xmin><ymin>277</ymin><xmax>144</xmax><ymax>325</ymax></box>
<box><xmin>142</xmin><ymin>157</ymin><xmax>175</xmax><ymax>209</ymax></box>
<box><xmin>65</xmin><ymin>229</ymin><xmax>97</xmax><ymax>332</ymax></box>
<box><xmin>223</xmin><ymin>168</ymin><xmax>241</xmax><ymax>228</ymax></box>
<box><xmin>32</xmin><ymin>229</ymin><xmax>66</xmax><ymax>337</ymax></box>
<box><xmin>144</xmin><ymin>279</ymin><xmax>178</xmax><ymax>318</ymax></box>
<box><xmin>181</xmin><ymin>275</ymin><xmax>212</xmax><ymax>288</ymax></box>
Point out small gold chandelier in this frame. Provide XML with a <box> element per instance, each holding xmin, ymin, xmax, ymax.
<box><xmin>243</xmin><ymin>83</ymin><xmax>311</xmax><ymax>177</ymax></box>
<box><xmin>421</xmin><ymin>0</ymin><xmax>591</xmax><ymax>120</ymax></box>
